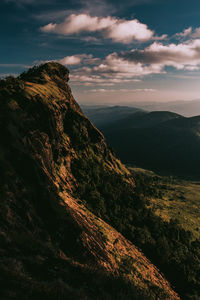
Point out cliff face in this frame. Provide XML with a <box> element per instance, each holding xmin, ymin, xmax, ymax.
<box><xmin>0</xmin><ymin>63</ymin><xmax>179</xmax><ymax>300</ymax></box>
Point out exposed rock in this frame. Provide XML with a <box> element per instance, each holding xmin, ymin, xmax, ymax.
<box><xmin>0</xmin><ymin>63</ymin><xmax>180</xmax><ymax>299</ymax></box>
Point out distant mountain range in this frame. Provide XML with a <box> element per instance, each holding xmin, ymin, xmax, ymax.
<box><xmin>82</xmin><ymin>98</ymin><xmax>200</xmax><ymax>118</ymax></box>
<box><xmin>81</xmin><ymin>105</ymin><xmax>144</xmax><ymax>127</ymax></box>
<box><xmin>83</xmin><ymin>106</ymin><xmax>200</xmax><ymax>178</ymax></box>
<box><xmin>129</xmin><ymin>99</ymin><xmax>200</xmax><ymax>117</ymax></box>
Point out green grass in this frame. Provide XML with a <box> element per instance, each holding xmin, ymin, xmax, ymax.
<box><xmin>129</xmin><ymin>167</ymin><xmax>200</xmax><ymax>239</ymax></box>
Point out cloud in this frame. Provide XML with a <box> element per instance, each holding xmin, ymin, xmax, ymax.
<box><xmin>175</xmin><ymin>27</ymin><xmax>192</xmax><ymax>39</ymax></box>
<box><xmin>59</xmin><ymin>54</ymin><xmax>100</xmax><ymax>65</ymax></box>
<box><xmin>59</xmin><ymin>55</ymin><xmax>82</xmax><ymax>65</ymax></box>
<box><xmin>92</xmin><ymin>52</ymin><xmax>164</xmax><ymax>77</ymax></box>
<box><xmin>154</xmin><ymin>34</ymin><xmax>168</xmax><ymax>41</ymax></box>
<box><xmin>41</xmin><ymin>14</ymin><xmax>113</xmax><ymax>34</ymax></box>
<box><xmin>37</xmin><ymin>54</ymin><xmax>101</xmax><ymax>68</ymax></box>
<box><xmin>50</xmin><ymin>38</ymin><xmax>200</xmax><ymax>90</ymax></box>
<box><xmin>191</xmin><ymin>28</ymin><xmax>200</xmax><ymax>39</ymax></box>
<box><xmin>69</xmin><ymin>73</ymin><xmax>140</xmax><ymax>86</ymax></box>
<box><xmin>34</xmin><ymin>0</ymin><xmax>116</xmax><ymax>22</ymax></box>
<box><xmin>119</xmin><ymin>40</ymin><xmax>200</xmax><ymax>70</ymax></box>
<box><xmin>175</xmin><ymin>27</ymin><xmax>200</xmax><ymax>40</ymax></box>
<box><xmin>69</xmin><ymin>39</ymin><xmax>200</xmax><ymax>83</ymax></box>
<box><xmin>41</xmin><ymin>13</ymin><xmax>154</xmax><ymax>43</ymax></box>
<box><xmin>106</xmin><ymin>19</ymin><xmax>154</xmax><ymax>43</ymax></box>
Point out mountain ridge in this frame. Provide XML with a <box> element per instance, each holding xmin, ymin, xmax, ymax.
<box><xmin>0</xmin><ymin>62</ymin><xmax>180</xmax><ymax>300</ymax></box>
<box><xmin>82</xmin><ymin>105</ymin><xmax>145</xmax><ymax>127</ymax></box>
<box><xmin>101</xmin><ymin>110</ymin><xmax>182</xmax><ymax>131</ymax></box>
<box><xmin>100</xmin><ymin>110</ymin><xmax>200</xmax><ymax>178</ymax></box>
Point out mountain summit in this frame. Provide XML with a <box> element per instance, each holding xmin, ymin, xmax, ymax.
<box><xmin>0</xmin><ymin>63</ymin><xmax>180</xmax><ymax>299</ymax></box>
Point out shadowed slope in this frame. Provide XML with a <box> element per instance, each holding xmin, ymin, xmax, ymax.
<box><xmin>102</xmin><ymin>110</ymin><xmax>200</xmax><ymax>178</ymax></box>
<box><xmin>0</xmin><ymin>63</ymin><xmax>179</xmax><ymax>300</ymax></box>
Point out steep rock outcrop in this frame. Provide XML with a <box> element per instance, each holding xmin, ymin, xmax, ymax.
<box><xmin>0</xmin><ymin>62</ymin><xmax>179</xmax><ymax>299</ymax></box>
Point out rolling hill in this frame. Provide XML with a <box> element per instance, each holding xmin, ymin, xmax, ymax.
<box><xmin>81</xmin><ymin>105</ymin><xmax>144</xmax><ymax>127</ymax></box>
<box><xmin>101</xmin><ymin>111</ymin><xmax>200</xmax><ymax>178</ymax></box>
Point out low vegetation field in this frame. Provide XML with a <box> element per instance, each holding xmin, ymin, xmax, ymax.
<box><xmin>129</xmin><ymin>167</ymin><xmax>200</xmax><ymax>239</ymax></box>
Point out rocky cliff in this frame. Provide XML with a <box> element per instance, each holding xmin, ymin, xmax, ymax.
<box><xmin>0</xmin><ymin>62</ymin><xmax>180</xmax><ymax>299</ymax></box>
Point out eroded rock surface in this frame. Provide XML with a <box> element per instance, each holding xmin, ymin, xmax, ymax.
<box><xmin>0</xmin><ymin>63</ymin><xmax>180</xmax><ymax>300</ymax></box>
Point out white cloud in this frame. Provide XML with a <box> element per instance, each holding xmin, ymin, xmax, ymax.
<box><xmin>93</xmin><ymin>52</ymin><xmax>164</xmax><ymax>77</ymax></box>
<box><xmin>59</xmin><ymin>54</ymin><xmax>99</xmax><ymax>65</ymax></box>
<box><xmin>34</xmin><ymin>0</ymin><xmax>116</xmax><ymax>21</ymax></box>
<box><xmin>119</xmin><ymin>39</ymin><xmax>200</xmax><ymax>70</ymax></box>
<box><xmin>175</xmin><ymin>27</ymin><xmax>192</xmax><ymax>39</ymax></box>
<box><xmin>69</xmin><ymin>73</ymin><xmax>141</xmax><ymax>86</ymax></box>
<box><xmin>59</xmin><ymin>55</ymin><xmax>82</xmax><ymax>65</ymax></box>
<box><xmin>154</xmin><ymin>34</ymin><xmax>168</xmax><ymax>41</ymax></box>
<box><xmin>42</xmin><ymin>23</ymin><xmax>57</xmax><ymax>32</ymax></box>
<box><xmin>104</xmin><ymin>19</ymin><xmax>153</xmax><ymax>43</ymax></box>
<box><xmin>175</xmin><ymin>27</ymin><xmax>200</xmax><ymax>40</ymax></box>
<box><xmin>191</xmin><ymin>28</ymin><xmax>200</xmax><ymax>38</ymax></box>
<box><xmin>47</xmin><ymin>38</ymin><xmax>200</xmax><ymax>90</ymax></box>
<box><xmin>38</xmin><ymin>54</ymin><xmax>101</xmax><ymax>67</ymax></box>
<box><xmin>41</xmin><ymin>14</ymin><xmax>115</xmax><ymax>34</ymax></box>
<box><xmin>41</xmin><ymin>13</ymin><xmax>154</xmax><ymax>43</ymax></box>
<box><xmin>69</xmin><ymin>39</ymin><xmax>200</xmax><ymax>84</ymax></box>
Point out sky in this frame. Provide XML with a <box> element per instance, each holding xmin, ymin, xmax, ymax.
<box><xmin>1</xmin><ymin>0</ymin><xmax>200</xmax><ymax>105</ymax></box>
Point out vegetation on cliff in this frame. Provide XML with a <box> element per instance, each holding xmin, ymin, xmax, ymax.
<box><xmin>0</xmin><ymin>63</ymin><xmax>180</xmax><ymax>300</ymax></box>
<box><xmin>72</xmin><ymin>142</ymin><xmax>200</xmax><ymax>299</ymax></box>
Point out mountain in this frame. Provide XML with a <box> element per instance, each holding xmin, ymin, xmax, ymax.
<box><xmin>126</xmin><ymin>99</ymin><xmax>200</xmax><ymax>117</ymax></box>
<box><xmin>82</xmin><ymin>99</ymin><xmax>200</xmax><ymax>123</ymax></box>
<box><xmin>81</xmin><ymin>105</ymin><xmax>144</xmax><ymax>127</ymax></box>
<box><xmin>101</xmin><ymin>110</ymin><xmax>182</xmax><ymax>130</ymax></box>
<box><xmin>102</xmin><ymin>110</ymin><xmax>200</xmax><ymax>178</ymax></box>
<box><xmin>0</xmin><ymin>63</ymin><xmax>180</xmax><ymax>300</ymax></box>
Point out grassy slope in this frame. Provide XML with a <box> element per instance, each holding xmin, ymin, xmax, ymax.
<box><xmin>129</xmin><ymin>167</ymin><xmax>200</xmax><ymax>240</ymax></box>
